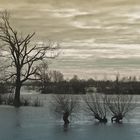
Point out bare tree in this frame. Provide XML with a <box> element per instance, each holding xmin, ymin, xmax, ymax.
<box><xmin>35</xmin><ymin>64</ymin><xmax>64</xmax><ymax>84</ymax></box>
<box><xmin>0</xmin><ymin>11</ymin><xmax>58</xmax><ymax>107</ymax></box>
<box><xmin>105</xmin><ymin>94</ymin><xmax>135</xmax><ymax>123</ymax></box>
<box><xmin>83</xmin><ymin>93</ymin><xmax>108</xmax><ymax>123</ymax></box>
<box><xmin>35</xmin><ymin>62</ymin><xmax>50</xmax><ymax>92</ymax></box>
<box><xmin>35</xmin><ymin>64</ymin><xmax>64</xmax><ymax>93</ymax></box>
<box><xmin>51</xmin><ymin>95</ymin><xmax>79</xmax><ymax>126</ymax></box>
<box><xmin>49</xmin><ymin>70</ymin><xmax>64</xmax><ymax>83</ymax></box>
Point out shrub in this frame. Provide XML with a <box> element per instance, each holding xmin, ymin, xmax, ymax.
<box><xmin>105</xmin><ymin>94</ymin><xmax>136</xmax><ymax>123</ymax></box>
<box><xmin>31</xmin><ymin>97</ymin><xmax>43</xmax><ymax>107</ymax></box>
<box><xmin>51</xmin><ymin>95</ymin><xmax>79</xmax><ymax>125</ymax></box>
<box><xmin>83</xmin><ymin>93</ymin><xmax>108</xmax><ymax>123</ymax></box>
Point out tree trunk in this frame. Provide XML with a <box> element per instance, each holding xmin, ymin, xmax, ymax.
<box><xmin>111</xmin><ymin>115</ymin><xmax>123</xmax><ymax>123</ymax></box>
<box><xmin>14</xmin><ymin>71</ymin><xmax>21</xmax><ymax>107</ymax></box>
<box><xmin>95</xmin><ymin>114</ymin><xmax>107</xmax><ymax>123</ymax></box>
<box><xmin>63</xmin><ymin>112</ymin><xmax>70</xmax><ymax>125</ymax></box>
<box><xmin>14</xmin><ymin>83</ymin><xmax>21</xmax><ymax>107</ymax></box>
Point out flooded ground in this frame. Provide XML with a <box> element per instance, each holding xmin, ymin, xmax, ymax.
<box><xmin>0</xmin><ymin>93</ymin><xmax>140</xmax><ymax>140</ymax></box>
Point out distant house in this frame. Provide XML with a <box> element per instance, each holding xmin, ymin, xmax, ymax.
<box><xmin>86</xmin><ymin>86</ymin><xmax>97</xmax><ymax>93</ymax></box>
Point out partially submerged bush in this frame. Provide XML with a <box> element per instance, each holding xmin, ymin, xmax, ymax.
<box><xmin>3</xmin><ymin>94</ymin><xmax>14</xmax><ymax>105</ymax></box>
<box><xmin>0</xmin><ymin>94</ymin><xmax>3</xmax><ymax>104</ymax></box>
<box><xmin>20</xmin><ymin>97</ymin><xmax>30</xmax><ymax>106</ymax></box>
<box><xmin>51</xmin><ymin>95</ymin><xmax>79</xmax><ymax>125</ymax></box>
<box><xmin>31</xmin><ymin>97</ymin><xmax>43</xmax><ymax>107</ymax></box>
<box><xmin>83</xmin><ymin>93</ymin><xmax>108</xmax><ymax>123</ymax></box>
<box><xmin>105</xmin><ymin>94</ymin><xmax>135</xmax><ymax>123</ymax></box>
<box><xmin>0</xmin><ymin>94</ymin><xmax>43</xmax><ymax>107</ymax></box>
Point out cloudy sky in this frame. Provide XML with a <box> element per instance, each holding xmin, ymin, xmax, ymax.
<box><xmin>0</xmin><ymin>0</ymin><xmax>140</xmax><ymax>79</ymax></box>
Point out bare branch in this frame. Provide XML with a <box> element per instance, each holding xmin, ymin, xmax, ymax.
<box><xmin>0</xmin><ymin>11</ymin><xmax>59</xmax><ymax>106</ymax></box>
<box><xmin>83</xmin><ymin>93</ymin><xmax>108</xmax><ymax>123</ymax></box>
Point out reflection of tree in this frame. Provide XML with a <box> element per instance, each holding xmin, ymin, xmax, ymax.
<box><xmin>14</xmin><ymin>108</ymin><xmax>21</xmax><ymax>128</ymax></box>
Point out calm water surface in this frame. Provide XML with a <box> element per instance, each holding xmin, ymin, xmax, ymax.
<box><xmin>0</xmin><ymin>94</ymin><xmax>140</xmax><ymax>140</ymax></box>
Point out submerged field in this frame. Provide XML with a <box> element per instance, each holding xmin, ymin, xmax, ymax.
<box><xmin>0</xmin><ymin>93</ymin><xmax>140</xmax><ymax>140</ymax></box>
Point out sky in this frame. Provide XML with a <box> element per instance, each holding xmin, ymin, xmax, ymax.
<box><xmin>0</xmin><ymin>0</ymin><xmax>140</xmax><ymax>79</ymax></box>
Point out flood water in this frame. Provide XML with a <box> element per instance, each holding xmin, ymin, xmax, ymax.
<box><xmin>0</xmin><ymin>94</ymin><xmax>140</xmax><ymax>140</ymax></box>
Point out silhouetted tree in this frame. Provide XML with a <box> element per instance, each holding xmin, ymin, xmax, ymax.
<box><xmin>49</xmin><ymin>70</ymin><xmax>64</xmax><ymax>83</ymax></box>
<box><xmin>83</xmin><ymin>93</ymin><xmax>108</xmax><ymax>123</ymax></box>
<box><xmin>0</xmin><ymin>11</ymin><xmax>58</xmax><ymax>107</ymax></box>
<box><xmin>51</xmin><ymin>95</ymin><xmax>79</xmax><ymax>125</ymax></box>
<box><xmin>35</xmin><ymin>65</ymin><xmax>64</xmax><ymax>93</ymax></box>
<box><xmin>70</xmin><ymin>75</ymin><xmax>86</xmax><ymax>94</ymax></box>
<box><xmin>105</xmin><ymin>94</ymin><xmax>135</xmax><ymax>123</ymax></box>
<box><xmin>35</xmin><ymin>62</ymin><xmax>50</xmax><ymax>93</ymax></box>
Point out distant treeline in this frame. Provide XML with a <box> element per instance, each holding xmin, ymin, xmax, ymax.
<box><xmin>27</xmin><ymin>73</ymin><xmax>140</xmax><ymax>95</ymax></box>
<box><xmin>1</xmin><ymin>70</ymin><xmax>140</xmax><ymax>95</ymax></box>
<box><xmin>38</xmin><ymin>80</ymin><xmax>140</xmax><ymax>95</ymax></box>
<box><xmin>30</xmin><ymin>75</ymin><xmax>87</xmax><ymax>94</ymax></box>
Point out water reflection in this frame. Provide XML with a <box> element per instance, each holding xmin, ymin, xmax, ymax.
<box><xmin>14</xmin><ymin>108</ymin><xmax>22</xmax><ymax>128</ymax></box>
<box><xmin>0</xmin><ymin>104</ymin><xmax>139</xmax><ymax>140</ymax></box>
<box><xmin>63</xmin><ymin>123</ymin><xmax>69</xmax><ymax>132</ymax></box>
